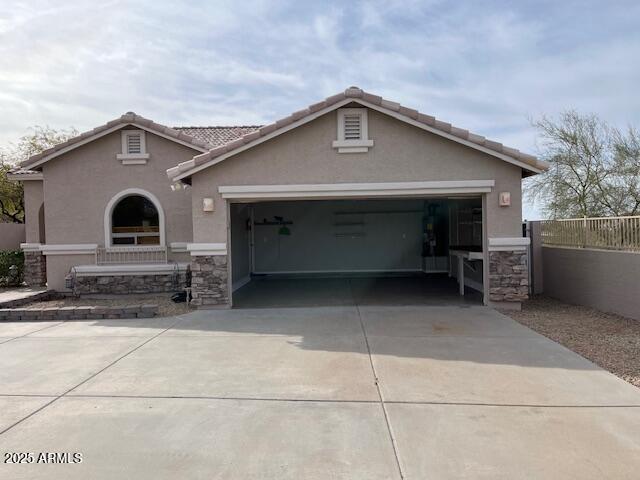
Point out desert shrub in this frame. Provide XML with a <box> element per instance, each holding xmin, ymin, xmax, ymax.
<box><xmin>0</xmin><ymin>250</ymin><xmax>24</xmax><ymax>286</ymax></box>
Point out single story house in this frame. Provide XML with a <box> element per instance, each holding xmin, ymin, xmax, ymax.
<box><xmin>9</xmin><ymin>87</ymin><xmax>547</xmax><ymax>309</ymax></box>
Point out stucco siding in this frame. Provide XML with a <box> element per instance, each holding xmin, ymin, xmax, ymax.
<box><xmin>542</xmin><ymin>246</ymin><xmax>640</xmax><ymax>321</ymax></box>
<box><xmin>23</xmin><ymin>181</ymin><xmax>44</xmax><ymax>243</ymax></box>
<box><xmin>46</xmin><ymin>254</ymin><xmax>96</xmax><ymax>291</ymax></box>
<box><xmin>42</xmin><ymin>129</ymin><xmax>196</xmax><ymax>254</ymax></box>
<box><xmin>190</xmin><ymin>108</ymin><xmax>523</xmax><ymax>243</ymax></box>
<box><xmin>0</xmin><ymin>223</ymin><xmax>25</xmax><ymax>250</ymax></box>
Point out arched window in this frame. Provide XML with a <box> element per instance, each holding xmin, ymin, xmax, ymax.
<box><xmin>104</xmin><ymin>189</ymin><xmax>165</xmax><ymax>247</ymax></box>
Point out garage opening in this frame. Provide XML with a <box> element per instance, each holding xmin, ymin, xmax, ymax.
<box><xmin>229</xmin><ymin>197</ymin><xmax>484</xmax><ymax>307</ymax></box>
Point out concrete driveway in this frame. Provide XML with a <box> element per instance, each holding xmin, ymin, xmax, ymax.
<box><xmin>0</xmin><ymin>305</ymin><xmax>639</xmax><ymax>479</ymax></box>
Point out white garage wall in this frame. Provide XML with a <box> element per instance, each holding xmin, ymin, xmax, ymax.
<box><xmin>230</xmin><ymin>203</ymin><xmax>251</xmax><ymax>289</ymax></box>
<box><xmin>251</xmin><ymin>199</ymin><xmax>425</xmax><ymax>273</ymax></box>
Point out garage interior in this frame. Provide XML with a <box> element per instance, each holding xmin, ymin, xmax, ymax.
<box><xmin>229</xmin><ymin>197</ymin><xmax>484</xmax><ymax>308</ymax></box>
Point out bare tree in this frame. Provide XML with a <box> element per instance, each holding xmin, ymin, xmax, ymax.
<box><xmin>0</xmin><ymin>126</ymin><xmax>77</xmax><ymax>223</ymax></box>
<box><xmin>608</xmin><ymin>127</ymin><xmax>640</xmax><ymax>215</ymax></box>
<box><xmin>526</xmin><ymin>111</ymin><xmax>640</xmax><ymax>218</ymax></box>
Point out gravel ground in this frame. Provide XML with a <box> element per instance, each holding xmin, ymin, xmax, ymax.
<box><xmin>25</xmin><ymin>294</ymin><xmax>190</xmax><ymax>317</ymax></box>
<box><xmin>506</xmin><ymin>296</ymin><xmax>640</xmax><ymax>388</ymax></box>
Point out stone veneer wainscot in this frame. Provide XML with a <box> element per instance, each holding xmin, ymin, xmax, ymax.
<box><xmin>488</xmin><ymin>250</ymin><xmax>529</xmax><ymax>302</ymax></box>
<box><xmin>24</xmin><ymin>251</ymin><xmax>47</xmax><ymax>287</ymax></box>
<box><xmin>189</xmin><ymin>255</ymin><xmax>229</xmax><ymax>307</ymax></box>
<box><xmin>73</xmin><ymin>271</ymin><xmax>189</xmax><ymax>295</ymax></box>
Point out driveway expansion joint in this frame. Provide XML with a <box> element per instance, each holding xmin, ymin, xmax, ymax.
<box><xmin>0</xmin><ymin>316</ymin><xmax>182</xmax><ymax>437</ymax></box>
<box><xmin>351</xmin><ymin>280</ymin><xmax>405</xmax><ymax>480</ymax></box>
<box><xmin>0</xmin><ymin>321</ymin><xmax>66</xmax><ymax>346</ymax></box>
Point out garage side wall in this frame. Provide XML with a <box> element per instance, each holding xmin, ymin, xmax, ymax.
<box><xmin>230</xmin><ymin>204</ymin><xmax>251</xmax><ymax>290</ymax></box>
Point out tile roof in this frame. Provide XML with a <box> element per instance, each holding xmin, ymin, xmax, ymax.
<box><xmin>168</xmin><ymin>86</ymin><xmax>547</xmax><ymax>180</ymax></box>
<box><xmin>175</xmin><ymin>126</ymin><xmax>261</xmax><ymax>149</ymax></box>
<box><xmin>12</xmin><ymin>87</ymin><xmax>546</xmax><ymax>180</ymax></box>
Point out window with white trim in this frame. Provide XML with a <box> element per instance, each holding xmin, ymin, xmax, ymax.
<box><xmin>332</xmin><ymin>108</ymin><xmax>374</xmax><ymax>153</ymax></box>
<box><xmin>111</xmin><ymin>195</ymin><xmax>159</xmax><ymax>245</ymax></box>
<box><xmin>117</xmin><ymin>130</ymin><xmax>149</xmax><ymax>163</ymax></box>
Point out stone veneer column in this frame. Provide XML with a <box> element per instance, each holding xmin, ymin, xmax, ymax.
<box><xmin>488</xmin><ymin>250</ymin><xmax>529</xmax><ymax>303</ymax></box>
<box><xmin>189</xmin><ymin>255</ymin><xmax>229</xmax><ymax>307</ymax></box>
<box><xmin>23</xmin><ymin>249</ymin><xmax>47</xmax><ymax>287</ymax></box>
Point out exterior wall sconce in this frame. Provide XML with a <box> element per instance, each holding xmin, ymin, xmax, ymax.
<box><xmin>203</xmin><ymin>198</ymin><xmax>215</xmax><ymax>212</ymax></box>
<box><xmin>499</xmin><ymin>192</ymin><xmax>511</xmax><ymax>207</ymax></box>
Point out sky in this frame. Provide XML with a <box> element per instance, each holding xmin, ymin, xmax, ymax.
<box><xmin>1</xmin><ymin>0</ymin><xmax>639</xmax><ymax>219</ymax></box>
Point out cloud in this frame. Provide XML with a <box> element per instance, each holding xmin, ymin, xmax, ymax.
<box><xmin>1</xmin><ymin>0</ymin><xmax>638</xmax><ymax>218</ymax></box>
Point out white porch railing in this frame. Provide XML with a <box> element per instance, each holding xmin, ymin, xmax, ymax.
<box><xmin>540</xmin><ymin>216</ymin><xmax>640</xmax><ymax>251</ymax></box>
<box><xmin>96</xmin><ymin>246</ymin><xmax>168</xmax><ymax>265</ymax></box>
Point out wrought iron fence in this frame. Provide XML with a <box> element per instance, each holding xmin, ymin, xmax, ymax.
<box><xmin>96</xmin><ymin>246</ymin><xmax>168</xmax><ymax>264</ymax></box>
<box><xmin>540</xmin><ymin>216</ymin><xmax>640</xmax><ymax>251</ymax></box>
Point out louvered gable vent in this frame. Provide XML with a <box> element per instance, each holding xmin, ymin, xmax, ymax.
<box><xmin>343</xmin><ymin>114</ymin><xmax>362</xmax><ymax>140</ymax></box>
<box><xmin>333</xmin><ymin>107</ymin><xmax>373</xmax><ymax>153</ymax></box>
<box><xmin>118</xmin><ymin>130</ymin><xmax>148</xmax><ymax>163</ymax></box>
<box><xmin>127</xmin><ymin>133</ymin><xmax>142</xmax><ymax>154</ymax></box>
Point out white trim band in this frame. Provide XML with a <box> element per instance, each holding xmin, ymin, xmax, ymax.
<box><xmin>20</xmin><ymin>243</ymin><xmax>42</xmax><ymax>252</ymax></box>
<box><xmin>219</xmin><ymin>180</ymin><xmax>494</xmax><ymax>200</ymax></box>
<box><xmin>170</xmin><ymin>242</ymin><xmax>189</xmax><ymax>253</ymax></box>
<box><xmin>40</xmin><ymin>244</ymin><xmax>98</xmax><ymax>255</ymax></box>
<box><xmin>118</xmin><ymin>156</ymin><xmax>149</xmax><ymax>165</ymax></box>
<box><xmin>488</xmin><ymin>237</ymin><xmax>530</xmax><ymax>251</ymax></box>
<box><xmin>73</xmin><ymin>263</ymin><xmax>189</xmax><ymax>277</ymax></box>
<box><xmin>187</xmin><ymin>243</ymin><xmax>227</xmax><ymax>256</ymax></box>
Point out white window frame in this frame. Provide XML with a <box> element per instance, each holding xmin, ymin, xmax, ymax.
<box><xmin>104</xmin><ymin>188</ymin><xmax>165</xmax><ymax>248</ymax></box>
<box><xmin>117</xmin><ymin>130</ymin><xmax>150</xmax><ymax>163</ymax></box>
<box><xmin>332</xmin><ymin>108</ymin><xmax>374</xmax><ymax>153</ymax></box>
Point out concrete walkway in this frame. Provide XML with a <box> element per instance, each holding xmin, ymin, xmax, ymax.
<box><xmin>0</xmin><ymin>287</ymin><xmax>47</xmax><ymax>307</ymax></box>
<box><xmin>0</xmin><ymin>305</ymin><xmax>639</xmax><ymax>479</ymax></box>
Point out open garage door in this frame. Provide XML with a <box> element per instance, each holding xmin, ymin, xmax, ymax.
<box><xmin>229</xmin><ymin>197</ymin><xmax>484</xmax><ymax>307</ymax></box>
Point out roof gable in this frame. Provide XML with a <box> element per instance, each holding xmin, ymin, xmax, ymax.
<box><xmin>20</xmin><ymin>112</ymin><xmax>212</xmax><ymax>171</ymax></box>
<box><xmin>167</xmin><ymin>87</ymin><xmax>548</xmax><ymax>181</ymax></box>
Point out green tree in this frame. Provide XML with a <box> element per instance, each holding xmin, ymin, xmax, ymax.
<box><xmin>0</xmin><ymin>126</ymin><xmax>77</xmax><ymax>223</ymax></box>
<box><xmin>0</xmin><ymin>162</ymin><xmax>25</xmax><ymax>223</ymax></box>
<box><xmin>526</xmin><ymin>111</ymin><xmax>640</xmax><ymax>218</ymax></box>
